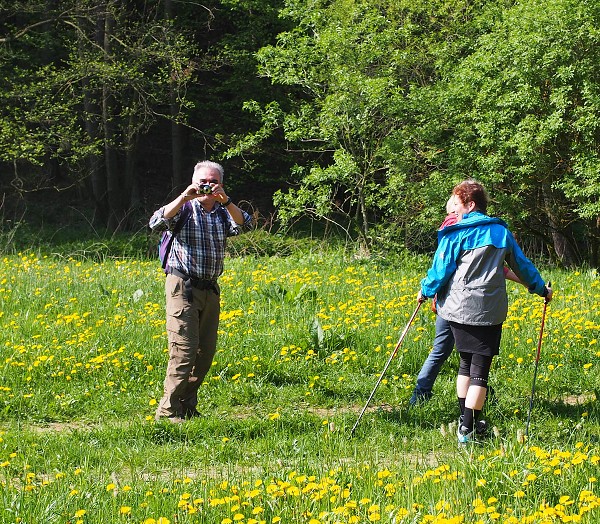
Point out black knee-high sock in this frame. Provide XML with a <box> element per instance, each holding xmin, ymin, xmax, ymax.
<box><xmin>462</xmin><ymin>408</ymin><xmax>474</xmax><ymax>431</ymax></box>
<box><xmin>462</xmin><ymin>408</ymin><xmax>481</xmax><ymax>432</ymax></box>
<box><xmin>458</xmin><ymin>397</ymin><xmax>466</xmax><ymax>416</ymax></box>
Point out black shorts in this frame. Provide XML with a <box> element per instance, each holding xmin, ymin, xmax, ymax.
<box><xmin>449</xmin><ymin>322</ymin><xmax>502</xmax><ymax>357</ymax></box>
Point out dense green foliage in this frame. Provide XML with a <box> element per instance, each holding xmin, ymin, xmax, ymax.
<box><xmin>1</xmin><ymin>0</ymin><xmax>599</xmax><ymax>265</ymax></box>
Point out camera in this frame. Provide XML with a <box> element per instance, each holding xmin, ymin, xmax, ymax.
<box><xmin>197</xmin><ymin>184</ymin><xmax>213</xmax><ymax>195</ymax></box>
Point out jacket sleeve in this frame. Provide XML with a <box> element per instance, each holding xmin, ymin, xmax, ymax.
<box><xmin>505</xmin><ymin>237</ymin><xmax>546</xmax><ymax>296</ymax></box>
<box><xmin>420</xmin><ymin>234</ymin><xmax>459</xmax><ymax>298</ymax></box>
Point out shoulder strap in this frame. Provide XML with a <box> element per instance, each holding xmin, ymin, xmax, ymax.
<box><xmin>217</xmin><ymin>203</ymin><xmax>230</xmax><ymax>225</ymax></box>
<box><xmin>160</xmin><ymin>202</ymin><xmax>192</xmax><ymax>272</ymax></box>
<box><xmin>173</xmin><ymin>201</ymin><xmax>192</xmax><ymax>236</ymax></box>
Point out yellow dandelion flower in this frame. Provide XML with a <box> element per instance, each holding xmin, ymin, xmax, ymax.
<box><xmin>120</xmin><ymin>506</ymin><xmax>132</xmax><ymax>515</ymax></box>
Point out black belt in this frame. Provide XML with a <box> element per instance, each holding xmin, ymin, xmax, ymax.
<box><xmin>169</xmin><ymin>268</ymin><xmax>219</xmax><ymax>301</ymax></box>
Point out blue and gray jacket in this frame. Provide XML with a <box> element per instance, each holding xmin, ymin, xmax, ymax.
<box><xmin>420</xmin><ymin>211</ymin><xmax>547</xmax><ymax>326</ymax></box>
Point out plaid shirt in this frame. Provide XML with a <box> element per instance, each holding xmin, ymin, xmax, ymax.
<box><xmin>150</xmin><ymin>201</ymin><xmax>252</xmax><ymax>280</ymax></box>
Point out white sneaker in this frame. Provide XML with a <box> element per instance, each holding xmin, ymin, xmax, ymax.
<box><xmin>457</xmin><ymin>424</ymin><xmax>474</xmax><ymax>445</ymax></box>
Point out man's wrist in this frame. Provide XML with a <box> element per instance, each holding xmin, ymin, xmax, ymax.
<box><xmin>222</xmin><ymin>197</ymin><xmax>232</xmax><ymax>207</ymax></box>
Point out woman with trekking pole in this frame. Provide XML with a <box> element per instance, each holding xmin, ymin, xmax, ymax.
<box><xmin>417</xmin><ymin>180</ymin><xmax>553</xmax><ymax>445</ymax></box>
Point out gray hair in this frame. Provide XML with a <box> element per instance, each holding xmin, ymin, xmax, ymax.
<box><xmin>194</xmin><ymin>160</ymin><xmax>225</xmax><ymax>182</ymax></box>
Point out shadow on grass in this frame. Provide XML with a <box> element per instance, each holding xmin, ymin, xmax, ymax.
<box><xmin>535</xmin><ymin>393</ymin><xmax>597</xmax><ymax>418</ymax></box>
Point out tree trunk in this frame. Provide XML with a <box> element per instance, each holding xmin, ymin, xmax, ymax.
<box><xmin>171</xmin><ymin>93</ymin><xmax>186</xmax><ymax>192</ymax></box>
<box><xmin>359</xmin><ymin>191</ymin><xmax>369</xmax><ymax>236</ymax></box>
<box><xmin>542</xmin><ymin>181</ymin><xmax>580</xmax><ymax>267</ymax></box>
<box><xmin>592</xmin><ymin>218</ymin><xmax>600</xmax><ymax>268</ymax></box>
<box><xmin>103</xmin><ymin>5</ymin><xmax>122</xmax><ymax>232</ymax></box>
<box><xmin>87</xmin><ymin>112</ymin><xmax>107</xmax><ymax>226</ymax></box>
<box><xmin>84</xmin><ymin>4</ymin><xmax>108</xmax><ymax>226</ymax></box>
<box><xmin>165</xmin><ymin>0</ymin><xmax>186</xmax><ymax>193</ymax></box>
<box><xmin>125</xmin><ymin>102</ymin><xmax>140</xmax><ymax>228</ymax></box>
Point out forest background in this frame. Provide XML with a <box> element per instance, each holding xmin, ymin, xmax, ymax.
<box><xmin>1</xmin><ymin>0</ymin><xmax>599</xmax><ymax>265</ymax></box>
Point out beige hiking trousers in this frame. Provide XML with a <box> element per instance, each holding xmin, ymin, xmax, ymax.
<box><xmin>155</xmin><ymin>273</ymin><xmax>220</xmax><ymax>419</ymax></box>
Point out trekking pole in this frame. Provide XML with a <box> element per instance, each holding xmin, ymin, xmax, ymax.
<box><xmin>525</xmin><ymin>281</ymin><xmax>551</xmax><ymax>440</ymax></box>
<box><xmin>350</xmin><ymin>300</ymin><xmax>423</xmax><ymax>437</ymax></box>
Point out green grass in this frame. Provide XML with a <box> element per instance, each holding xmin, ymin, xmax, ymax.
<box><xmin>0</xmin><ymin>252</ymin><xmax>598</xmax><ymax>523</ymax></box>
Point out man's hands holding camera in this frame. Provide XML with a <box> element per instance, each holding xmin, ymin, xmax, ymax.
<box><xmin>181</xmin><ymin>182</ymin><xmax>214</xmax><ymax>200</ymax></box>
<box><xmin>180</xmin><ymin>181</ymin><xmax>229</xmax><ymax>206</ymax></box>
<box><xmin>196</xmin><ymin>184</ymin><xmax>213</xmax><ymax>195</ymax></box>
<box><xmin>164</xmin><ymin>168</ymin><xmax>235</xmax><ymax>220</ymax></box>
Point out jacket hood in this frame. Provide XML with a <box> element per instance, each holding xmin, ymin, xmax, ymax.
<box><xmin>438</xmin><ymin>212</ymin><xmax>508</xmax><ymax>240</ymax></box>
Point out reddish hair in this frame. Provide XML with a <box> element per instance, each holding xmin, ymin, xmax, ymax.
<box><xmin>453</xmin><ymin>180</ymin><xmax>488</xmax><ymax>214</ymax></box>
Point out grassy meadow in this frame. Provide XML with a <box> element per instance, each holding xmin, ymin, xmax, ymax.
<box><xmin>0</xmin><ymin>248</ymin><xmax>599</xmax><ymax>523</ymax></box>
